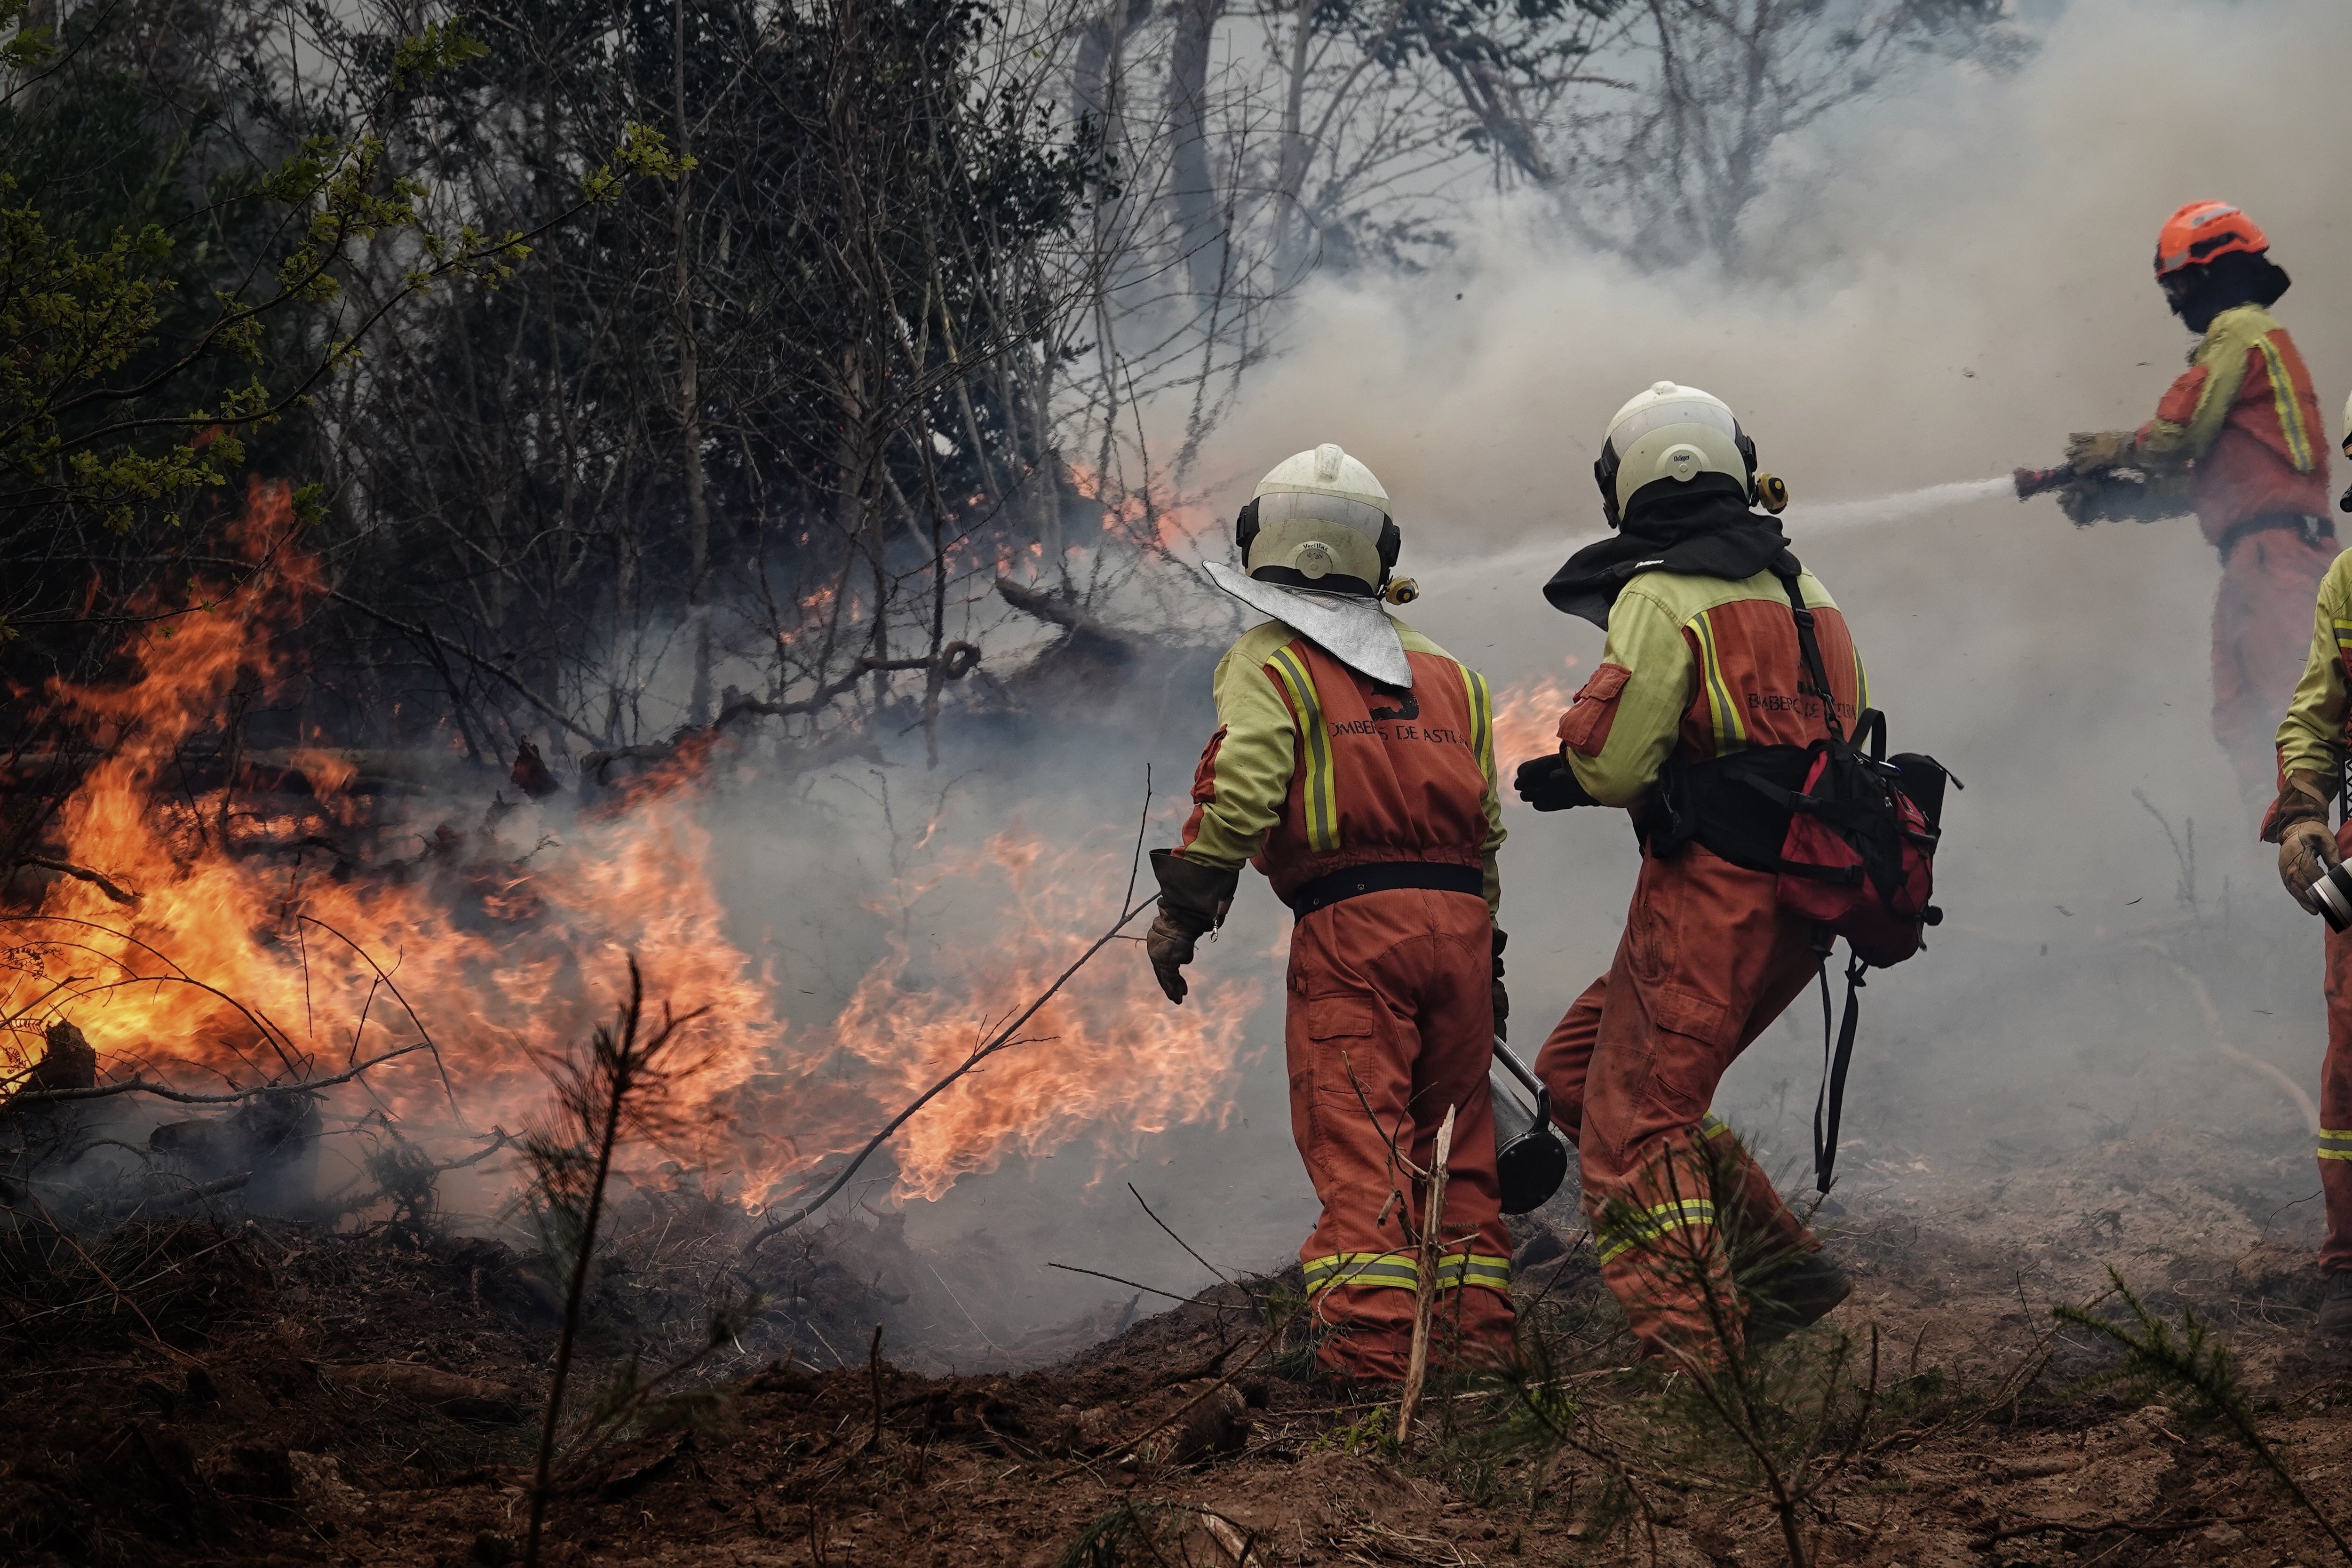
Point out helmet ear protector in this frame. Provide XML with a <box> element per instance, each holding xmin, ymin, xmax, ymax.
<box><xmin>1234</xmin><ymin>499</ymin><xmax>1401</xmax><ymax>587</ymax></box>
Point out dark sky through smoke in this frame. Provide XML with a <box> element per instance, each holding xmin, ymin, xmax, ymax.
<box><xmin>744</xmin><ymin>0</ymin><xmax>2352</xmax><ymax>1346</ymax></box>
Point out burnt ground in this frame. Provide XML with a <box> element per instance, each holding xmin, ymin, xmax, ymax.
<box><xmin>8</xmin><ymin>1034</ymin><xmax>2352</xmax><ymax>1568</ymax></box>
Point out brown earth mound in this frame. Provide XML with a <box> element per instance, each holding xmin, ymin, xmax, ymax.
<box><xmin>8</xmin><ymin>1104</ymin><xmax>2352</xmax><ymax>1568</ymax></box>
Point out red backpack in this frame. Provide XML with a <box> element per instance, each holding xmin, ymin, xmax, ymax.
<box><xmin>1766</xmin><ymin>571</ymin><xmax>1948</xmax><ymax>968</ymax></box>
<box><xmin>1761</xmin><ymin>570</ymin><xmax>1955</xmax><ymax>1190</ymax></box>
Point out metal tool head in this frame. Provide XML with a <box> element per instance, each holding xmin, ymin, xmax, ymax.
<box><xmin>1489</xmin><ymin>1036</ymin><xmax>1572</xmax><ymax>1216</ymax></box>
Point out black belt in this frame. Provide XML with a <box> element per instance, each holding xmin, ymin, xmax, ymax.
<box><xmin>2218</xmin><ymin>511</ymin><xmax>2334</xmax><ymax>560</ymax></box>
<box><xmin>1286</xmin><ymin>860</ymin><xmax>1485</xmax><ymax>918</ymax></box>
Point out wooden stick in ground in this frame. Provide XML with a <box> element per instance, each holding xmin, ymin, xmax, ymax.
<box><xmin>1394</xmin><ymin>1103</ymin><xmax>1455</xmax><ymax>1444</ymax></box>
<box><xmin>863</xmin><ymin>1322</ymin><xmax>886</xmax><ymax>1453</ymax></box>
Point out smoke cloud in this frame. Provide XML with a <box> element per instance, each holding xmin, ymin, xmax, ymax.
<box><xmin>1119</xmin><ymin>0</ymin><xmax>2352</xmax><ymax>1272</ymax></box>
<box><xmin>714</xmin><ymin>0</ymin><xmax>2352</xmax><ymax>1344</ymax></box>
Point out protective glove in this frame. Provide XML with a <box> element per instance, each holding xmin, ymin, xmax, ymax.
<box><xmin>1146</xmin><ymin>909</ymin><xmax>1211</xmax><ymax>1004</ymax></box>
<box><xmin>1513</xmin><ymin>753</ymin><xmax>1598</xmax><ymax>812</ymax></box>
<box><xmin>1146</xmin><ymin>849</ymin><xmax>1240</xmax><ymax>1005</ymax></box>
<box><xmin>2054</xmin><ymin>478</ymin><xmax>2102</xmax><ymax>528</ymax></box>
<box><xmin>2280</xmin><ymin>820</ymin><xmax>2342</xmax><ymax>915</ymax></box>
<box><xmin>2066</xmin><ymin>430</ymin><xmax>2131</xmax><ymax>475</ymax></box>
<box><xmin>1491</xmin><ymin>927</ymin><xmax>1510</xmax><ymax>1042</ymax></box>
<box><xmin>2270</xmin><ymin>773</ymin><xmax>2342</xmax><ymax>914</ymax></box>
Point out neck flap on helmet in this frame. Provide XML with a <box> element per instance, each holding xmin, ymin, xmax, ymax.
<box><xmin>1203</xmin><ymin>560</ymin><xmax>1413</xmax><ymax>688</ymax></box>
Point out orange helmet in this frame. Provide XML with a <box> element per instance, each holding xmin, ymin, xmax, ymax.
<box><xmin>2153</xmin><ymin>200</ymin><xmax>2269</xmax><ymax>277</ymax></box>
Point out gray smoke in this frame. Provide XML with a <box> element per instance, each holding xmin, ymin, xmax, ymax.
<box><xmin>728</xmin><ymin>0</ymin><xmax>2352</xmax><ymax>1341</ymax></box>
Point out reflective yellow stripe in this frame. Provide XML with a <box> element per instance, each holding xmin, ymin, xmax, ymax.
<box><xmin>1266</xmin><ymin>647</ymin><xmax>1340</xmax><ymax>852</ymax></box>
<box><xmin>1700</xmin><ymin>1112</ymin><xmax>1731</xmax><ymax>1140</ymax></box>
<box><xmin>2320</xmin><ymin>1128</ymin><xmax>2352</xmax><ymax>1162</ymax></box>
<box><xmin>1596</xmin><ymin>1197</ymin><xmax>1717</xmax><ymax>1265</ymax></box>
<box><xmin>1306</xmin><ymin>1250</ymin><xmax>1512</xmax><ymax>1294</ymax></box>
<box><xmin>1303</xmin><ymin>1252</ymin><xmax>1418</xmax><ymax>1294</ymax></box>
<box><xmin>1460</xmin><ymin>666</ymin><xmax>1495</xmax><ymax>780</ymax></box>
<box><xmin>1443</xmin><ymin>1253</ymin><xmax>1513</xmax><ymax>1294</ymax></box>
<box><xmin>1690</xmin><ymin>613</ymin><xmax>1747</xmax><ymax>754</ymax></box>
<box><xmin>2258</xmin><ymin>335</ymin><xmax>2316</xmax><ymax>473</ymax></box>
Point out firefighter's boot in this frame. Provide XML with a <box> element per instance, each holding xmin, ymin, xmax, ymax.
<box><xmin>1744</xmin><ymin>1249</ymin><xmax>1853</xmax><ymax>1353</ymax></box>
<box><xmin>2319</xmin><ymin>1272</ymin><xmax>2352</xmax><ymax>1338</ymax></box>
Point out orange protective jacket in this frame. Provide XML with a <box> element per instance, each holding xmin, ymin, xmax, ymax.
<box><xmin>1176</xmin><ymin>620</ymin><xmax>1504</xmax><ymax>908</ymax></box>
<box><xmin>1556</xmin><ymin>565</ymin><xmax>1865</xmax><ymax>812</ymax></box>
<box><xmin>2133</xmin><ymin>304</ymin><xmax>2330</xmax><ymax>546</ymax></box>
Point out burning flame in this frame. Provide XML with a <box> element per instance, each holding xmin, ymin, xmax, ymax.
<box><xmin>1064</xmin><ymin>462</ymin><xmax>1220</xmax><ymax>558</ymax></box>
<box><xmin>825</xmin><ymin>828</ymin><xmax>1260</xmax><ymax>1201</ymax></box>
<box><xmin>3</xmin><ymin>480</ymin><xmax>1260</xmax><ymax>1211</ymax></box>
<box><xmin>1490</xmin><ymin>658</ymin><xmax>1583</xmax><ymax>796</ymax></box>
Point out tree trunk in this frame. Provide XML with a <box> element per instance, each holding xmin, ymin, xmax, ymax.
<box><xmin>1163</xmin><ymin>0</ymin><xmax>1229</xmax><ymax>300</ymax></box>
<box><xmin>675</xmin><ymin>0</ymin><xmax>715</xmax><ymax>725</ymax></box>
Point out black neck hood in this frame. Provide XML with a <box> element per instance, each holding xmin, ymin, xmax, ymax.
<box><xmin>1543</xmin><ymin>482</ymin><xmax>1799</xmax><ymax>628</ymax></box>
<box><xmin>2170</xmin><ymin>250</ymin><xmax>2291</xmax><ymax>334</ymax></box>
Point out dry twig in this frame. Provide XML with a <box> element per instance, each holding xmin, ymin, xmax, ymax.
<box><xmin>3</xmin><ymin>1042</ymin><xmax>428</xmax><ymax>1106</ymax></box>
<box><xmin>1394</xmin><ymin>1103</ymin><xmax>1455</xmax><ymax>1444</ymax></box>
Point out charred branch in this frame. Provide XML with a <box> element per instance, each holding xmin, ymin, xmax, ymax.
<box><xmin>0</xmin><ymin>1042</ymin><xmax>429</xmax><ymax>1109</ymax></box>
<box><xmin>578</xmin><ymin>645</ymin><xmax>980</xmax><ymax>787</ymax></box>
<box><xmin>11</xmin><ymin>857</ymin><xmax>140</xmax><ymax>905</ymax></box>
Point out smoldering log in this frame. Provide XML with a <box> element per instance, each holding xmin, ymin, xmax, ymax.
<box><xmin>995</xmin><ymin>577</ymin><xmax>1151</xmax><ymax>686</ymax></box>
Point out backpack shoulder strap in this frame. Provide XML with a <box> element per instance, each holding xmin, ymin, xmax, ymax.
<box><xmin>1774</xmin><ymin>567</ymin><xmax>1848</xmax><ymax>747</ymax></box>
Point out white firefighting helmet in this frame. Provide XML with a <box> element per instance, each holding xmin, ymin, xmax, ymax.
<box><xmin>1594</xmin><ymin>382</ymin><xmax>1762</xmax><ymax>527</ymax></box>
<box><xmin>1235</xmin><ymin>443</ymin><xmax>1398</xmax><ymax>599</ymax></box>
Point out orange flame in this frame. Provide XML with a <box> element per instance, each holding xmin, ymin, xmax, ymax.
<box><xmin>825</xmin><ymin>828</ymin><xmax>1260</xmax><ymax>1201</ymax></box>
<box><xmin>1063</xmin><ymin>462</ymin><xmax>1220</xmax><ymax>557</ymax></box>
<box><xmin>4</xmin><ymin>480</ymin><xmax>1258</xmax><ymax>1211</ymax></box>
<box><xmin>1489</xmin><ymin>658</ymin><xmax>1583</xmax><ymax>795</ymax></box>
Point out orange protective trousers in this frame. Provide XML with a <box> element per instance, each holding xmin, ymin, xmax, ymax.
<box><xmin>1533</xmin><ymin>845</ymin><xmax>1820</xmax><ymax>1363</ymax></box>
<box><xmin>1286</xmin><ymin>886</ymin><xmax>1516</xmax><ymax>1383</ymax></box>
<box><xmin>2319</xmin><ymin>822</ymin><xmax>2352</xmax><ymax>1275</ymax></box>
<box><xmin>2213</xmin><ymin>529</ymin><xmax>2335</xmax><ymax>808</ymax></box>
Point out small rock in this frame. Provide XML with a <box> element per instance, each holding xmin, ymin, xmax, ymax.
<box><xmin>1075</xmin><ymin>1406</ymin><xmax>1120</xmax><ymax>1449</ymax></box>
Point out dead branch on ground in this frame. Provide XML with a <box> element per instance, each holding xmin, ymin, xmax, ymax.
<box><xmin>2</xmin><ymin>1042</ymin><xmax>428</xmax><ymax>1107</ymax></box>
<box><xmin>579</xmin><ymin>645</ymin><xmax>980</xmax><ymax>786</ymax></box>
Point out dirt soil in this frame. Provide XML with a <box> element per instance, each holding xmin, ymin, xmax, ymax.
<box><xmin>8</xmin><ymin>1038</ymin><xmax>2352</xmax><ymax>1568</ymax></box>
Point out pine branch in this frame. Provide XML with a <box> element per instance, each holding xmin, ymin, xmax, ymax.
<box><xmin>2054</xmin><ymin>1267</ymin><xmax>2352</xmax><ymax>1562</ymax></box>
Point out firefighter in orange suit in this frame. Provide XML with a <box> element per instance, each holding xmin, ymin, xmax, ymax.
<box><xmin>1145</xmin><ymin>443</ymin><xmax>1514</xmax><ymax>1385</ymax></box>
<box><xmin>2066</xmin><ymin>201</ymin><xmax>2333</xmax><ymax>805</ymax></box>
<box><xmin>1513</xmin><ymin>383</ymin><xmax>1856</xmax><ymax>1367</ymax></box>
<box><xmin>2259</xmin><ymin>399</ymin><xmax>2352</xmax><ymax>1341</ymax></box>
